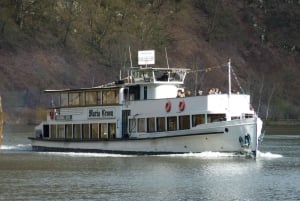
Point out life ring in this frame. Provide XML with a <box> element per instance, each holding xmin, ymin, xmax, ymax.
<box><xmin>165</xmin><ymin>101</ymin><xmax>171</xmax><ymax>112</ymax></box>
<box><xmin>179</xmin><ymin>100</ymin><xmax>185</xmax><ymax>111</ymax></box>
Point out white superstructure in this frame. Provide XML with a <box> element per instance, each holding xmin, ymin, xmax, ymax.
<box><xmin>29</xmin><ymin>57</ymin><xmax>263</xmax><ymax>157</ymax></box>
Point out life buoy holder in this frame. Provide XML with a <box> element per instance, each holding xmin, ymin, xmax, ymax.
<box><xmin>179</xmin><ymin>100</ymin><xmax>185</xmax><ymax>111</ymax></box>
<box><xmin>165</xmin><ymin>101</ymin><xmax>171</xmax><ymax>112</ymax></box>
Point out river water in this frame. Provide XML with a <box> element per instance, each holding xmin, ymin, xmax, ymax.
<box><xmin>0</xmin><ymin>126</ymin><xmax>299</xmax><ymax>201</ymax></box>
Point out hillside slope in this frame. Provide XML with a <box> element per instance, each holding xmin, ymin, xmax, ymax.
<box><xmin>0</xmin><ymin>0</ymin><xmax>299</xmax><ymax>124</ymax></box>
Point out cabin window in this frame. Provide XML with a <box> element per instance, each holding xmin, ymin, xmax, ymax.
<box><xmin>138</xmin><ymin>118</ymin><xmax>146</xmax><ymax>132</ymax></box>
<box><xmin>91</xmin><ymin>123</ymin><xmax>99</xmax><ymax>139</ymax></box>
<box><xmin>58</xmin><ymin>125</ymin><xmax>65</xmax><ymax>139</ymax></box>
<box><xmin>109</xmin><ymin>123</ymin><xmax>116</xmax><ymax>139</ymax></box>
<box><xmin>50</xmin><ymin>125</ymin><xmax>57</xmax><ymax>139</ymax></box>
<box><xmin>147</xmin><ymin>118</ymin><xmax>155</xmax><ymax>132</ymax></box>
<box><xmin>192</xmin><ymin>114</ymin><xmax>205</xmax><ymax>126</ymax></box>
<box><xmin>144</xmin><ymin>86</ymin><xmax>147</xmax><ymax>100</ymax></box>
<box><xmin>86</xmin><ymin>91</ymin><xmax>97</xmax><ymax>105</ymax></box>
<box><xmin>179</xmin><ymin>115</ymin><xmax>190</xmax><ymax>130</ymax></box>
<box><xmin>103</xmin><ymin>90</ymin><xmax>118</xmax><ymax>105</ymax></box>
<box><xmin>43</xmin><ymin>125</ymin><xmax>49</xmax><ymax>138</ymax></box>
<box><xmin>97</xmin><ymin>91</ymin><xmax>102</xmax><ymax>105</ymax></box>
<box><xmin>73</xmin><ymin>124</ymin><xmax>81</xmax><ymax>139</ymax></box>
<box><xmin>167</xmin><ymin>116</ymin><xmax>177</xmax><ymax>131</ymax></box>
<box><xmin>157</xmin><ymin>117</ymin><xmax>165</xmax><ymax>132</ymax></box>
<box><xmin>79</xmin><ymin>92</ymin><xmax>85</xmax><ymax>106</ymax></box>
<box><xmin>207</xmin><ymin>114</ymin><xmax>226</xmax><ymax>123</ymax></box>
<box><xmin>129</xmin><ymin>119</ymin><xmax>136</xmax><ymax>133</ymax></box>
<box><xmin>100</xmin><ymin>123</ymin><xmax>108</xmax><ymax>139</ymax></box>
<box><xmin>65</xmin><ymin>124</ymin><xmax>72</xmax><ymax>139</ymax></box>
<box><xmin>61</xmin><ymin>93</ymin><xmax>68</xmax><ymax>107</ymax></box>
<box><xmin>245</xmin><ymin>114</ymin><xmax>253</xmax><ymax>118</ymax></box>
<box><xmin>69</xmin><ymin>92</ymin><xmax>80</xmax><ymax>106</ymax></box>
<box><xmin>82</xmin><ymin>124</ymin><xmax>90</xmax><ymax>139</ymax></box>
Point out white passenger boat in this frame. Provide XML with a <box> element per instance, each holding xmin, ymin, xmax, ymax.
<box><xmin>29</xmin><ymin>52</ymin><xmax>263</xmax><ymax>157</ymax></box>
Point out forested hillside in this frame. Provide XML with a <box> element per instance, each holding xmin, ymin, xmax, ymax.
<box><xmin>0</xmin><ymin>0</ymin><xmax>299</xmax><ymax>124</ymax></box>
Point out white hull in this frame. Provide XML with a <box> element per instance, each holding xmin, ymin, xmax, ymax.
<box><xmin>30</xmin><ymin>118</ymin><xmax>262</xmax><ymax>156</ymax></box>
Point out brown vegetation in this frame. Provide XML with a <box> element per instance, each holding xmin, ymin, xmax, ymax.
<box><xmin>0</xmin><ymin>0</ymin><xmax>299</xmax><ymax>124</ymax></box>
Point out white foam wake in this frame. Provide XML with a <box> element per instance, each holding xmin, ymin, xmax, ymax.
<box><xmin>0</xmin><ymin>144</ymin><xmax>32</xmax><ymax>151</ymax></box>
<box><xmin>257</xmin><ymin>151</ymin><xmax>283</xmax><ymax>158</ymax></box>
<box><xmin>160</xmin><ymin>151</ymin><xmax>239</xmax><ymax>158</ymax></box>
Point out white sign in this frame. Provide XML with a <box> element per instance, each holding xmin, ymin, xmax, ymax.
<box><xmin>138</xmin><ymin>50</ymin><xmax>155</xmax><ymax>65</ymax></box>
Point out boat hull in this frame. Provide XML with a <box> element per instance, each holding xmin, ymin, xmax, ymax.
<box><xmin>29</xmin><ymin>118</ymin><xmax>262</xmax><ymax>156</ymax></box>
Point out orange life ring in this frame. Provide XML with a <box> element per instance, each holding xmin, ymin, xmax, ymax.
<box><xmin>165</xmin><ymin>101</ymin><xmax>171</xmax><ymax>112</ymax></box>
<box><xmin>179</xmin><ymin>100</ymin><xmax>185</xmax><ymax>111</ymax></box>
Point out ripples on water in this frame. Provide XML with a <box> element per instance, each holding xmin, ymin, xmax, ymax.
<box><xmin>0</xmin><ymin>130</ymin><xmax>299</xmax><ymax>201</ymax></box>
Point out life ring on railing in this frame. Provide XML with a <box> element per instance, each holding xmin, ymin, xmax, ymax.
<box><xmin>165</xmin><ymin>101</ymin><xmax>171</xmax><ymax>112</ymax></box>
<box><xmin>179</xmin><ymin>100</ymin><xmax>185</xmax><ymax>111</ymax></box>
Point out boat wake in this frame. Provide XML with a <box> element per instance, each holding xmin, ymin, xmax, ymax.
<box><xmin>257</xmin><ymin>151</ymin><xmax>283</xmax><ymax>158</ymax></box>
<box><xmin>0</xmin><ymin>144</ymin><xmax>32</xmax><ymax>152</ymax></box>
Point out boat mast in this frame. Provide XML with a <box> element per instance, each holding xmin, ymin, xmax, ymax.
<box><xmin>227</xmin><ymin>59</ymin><xmax>232</xmax><ymax>121</ymax></box>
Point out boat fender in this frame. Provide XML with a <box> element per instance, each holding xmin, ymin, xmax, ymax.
<box><xmin>179</xmin><ymin>100</ymin><xmax>185</xmax><ymax>111</ymax></box>
<box><xmin>165</xmin><ymin>101</ymin><xmax>171</xmax><ymax>112</ymax></box>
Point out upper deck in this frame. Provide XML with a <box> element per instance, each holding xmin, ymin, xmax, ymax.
<box><xmin>128</xmin><ymin>67</ymin><xmax>188</xmax><ymax>85</ymax></box>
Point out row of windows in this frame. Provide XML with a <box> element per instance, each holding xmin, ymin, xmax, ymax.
<box><xmin>60</xmin><ymin>89</ymin><xmax>119</xmax><ymax>107</ymax></box>
<box><xmin>44</xmin><ymin>123</ymin><xmax>116</xmax><ymax>140</ymax></box>
<box><xmin>129</xmin><ymin>114</ymin><xmax>225</xmax><ymax>133</ymax></box>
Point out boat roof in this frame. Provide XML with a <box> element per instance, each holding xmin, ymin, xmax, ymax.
<box><xmin>44</xmin><ymin>66</ymin><xmax>190</xmax><ymax>93</ymax></box>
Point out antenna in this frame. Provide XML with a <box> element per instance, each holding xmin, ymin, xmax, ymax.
<box><xmin>227</xmin><ymin>58</ymin><xmax>232</xmax><ymax>121</ymax></box>
<box><xmin>165</xmin><ymin>47</ymin><xmax>170</xmax><ymax>69</ymax></box>
<box><xmin>129</xmin><ymin>46</ymin><xmax>133</xmax><ymax>67</ymax></box>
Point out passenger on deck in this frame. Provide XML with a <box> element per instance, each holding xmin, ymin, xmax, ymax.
<box><xmin>177</xmin><ymin>90</ymin><xmax>185</xmax><ymax>98</ymax></box>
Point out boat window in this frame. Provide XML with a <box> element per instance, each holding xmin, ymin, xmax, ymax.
<box><xmin>91</xmin><ymin>123</ymin><xmax>99</xmax><ymax>139</ymax></box>
<box><xmin>65</xmin><ymin>124</ymin><xmax>72</xmax><ymax>139</ymax></box>
<box><xmin>192</xmin><ymin>114</ymin><xmax>205</xmax><ymax>126</ymax></box>
<box><xmin>147</xmin><ymin>118</ymin><xmax>155</xmax><ymax>132</ymax></box>
<box><xmin>97</xmin><ymin>91</ymin><xmax>102</xmax><ymax>105</ymax></box>
<box><xmin>129</xmin><ymin>119</ymin><xmax>136</xmax><ymax>133</ymax></box>
<box><xmin>157</xmin><ymin>117</ymin><xmax>165</xmax><ymax>132</ymax></box>
<box><xmin>73</xmin><ymin>124</ymin><xmax>81</xmax><ymax>139</ymax></box>
<box><xmin>109</xmin><ymin>123</ymin><xmax>116</xmax><ymax>139</ymax></box>
<box><xmin>58</xmin><ymin>125</ymin><xmax>65</xmax><ymax>139</ymax></box>
<box><xmin>144</xmin><ymin>86</ymin><xmax>147</xmax><ymax>100</ymax></box>
<box><xmin>167</xmin><ymin>116</ymin><xmax>177</xmax><ymax>131</ymax></box>
<box><xmin>86</xmin><ymin>91</ymin><xmax>97</xmax><ymax>105</ymax></box>
<box><xmin>103</xmin><ymin>90</ymin><xmax>119</xmax><ymax>104</ymax></box>
<box><xmin>138</xmin><ymin>118</ymin><xmax>146</xmax><ymax>132</ymax></box>
<box><xmin>43</xmin><ymin>125</ymin><xmax>50</xmax><ymax>138</ymax></box>
<box><xmin>245</xmin><ymin>114</ymin><xmax>253</xmax><ymax>118</ymax></box>
<box><xmin>61</xmin><ymin>93</ymin><xmax>68</xmax><ymax>107</ymax></box>
<box><xmin>179</xmin><ymin>115</ymin><xmax>190</xmax><ymax>130</ymax></box>
<box><xmin>79</xmin><ymin>92</ymin><xmax>85</xmax><ymax>106</ymax></box>
<box><xmin>82</xmin><ymin>124</ymin><xmax>90</xmax><ymax>139</ymax></box>
<box><xmin>69</xmin><ymin>92</ymin><xmax>80</xmax><ymax>106</ymax></box>
<box><xmin>50</xmin><ymin>124</ymin><xmax>57</xmax><ymax>139</ymax></box>
<box><xmin>207</xmin><ymin>114</ymin><xmax>226</xmax><ymax>123</ymax></box>
<box><xmin>129</xmin><ymin>86</ymin><xmax>140</xmax><ymax>100</ymax></box>
<box><xmin>100</xmin><ymin>123</ymin><xmax>108</xmax><ymax>139</ymax></box>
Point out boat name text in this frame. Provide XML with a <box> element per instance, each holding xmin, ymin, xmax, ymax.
<box><xmin>88</xmin><ymin>108</ymin><xmax>115</xmax><ymax>119</ymax></box>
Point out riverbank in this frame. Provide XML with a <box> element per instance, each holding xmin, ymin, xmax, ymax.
<box><xmin>263</xmin><ymin>120</ymin><xmax>300</xmax><ymax>135</ymax></box>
